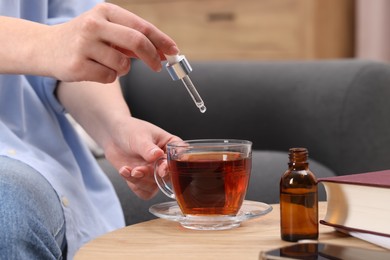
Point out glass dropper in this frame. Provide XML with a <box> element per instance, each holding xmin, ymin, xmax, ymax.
<box><xmin>165</xmin><ymin>54</ymin><xmax>206</xmax><ymax>113</ymax></box>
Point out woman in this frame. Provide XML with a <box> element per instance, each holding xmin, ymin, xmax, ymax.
<box><xmin>0</xmin><ymin>1</ymin><xmax>180</xmax><ymax>259</ymax></box>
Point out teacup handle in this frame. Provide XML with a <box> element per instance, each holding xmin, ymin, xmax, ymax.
<box><xmin>154</xmin><ymin>156</ymin><xmax>175</xmax><ymax>199</ymax></box>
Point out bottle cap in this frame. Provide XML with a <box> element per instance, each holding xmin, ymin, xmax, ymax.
<box><xmin>164</xmin><ymin>54</ymin><xmax>192</xmax><ymax>80</ymax></box>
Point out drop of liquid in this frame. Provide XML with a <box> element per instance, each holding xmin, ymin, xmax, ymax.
<box><xmin>199</xmin><ymin>105</ymin><xmax>207</xmax><ymax>113</ymax></box>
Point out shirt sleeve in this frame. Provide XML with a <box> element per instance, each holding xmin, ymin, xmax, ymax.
<box><xmin>46</xmin><ymin>0</ymin><xmax>104</xmax><ymax>25</ymax></box>
<box><xmin>40</xmin><ymin>0</ymin><xmax>104</xmax><ymax>113</ymax></box>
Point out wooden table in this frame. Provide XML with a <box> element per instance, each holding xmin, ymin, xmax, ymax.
<box><xmin>75</xmin><ymin>202</ymin><xmax>383</xmax><ymax>259</ymax></box>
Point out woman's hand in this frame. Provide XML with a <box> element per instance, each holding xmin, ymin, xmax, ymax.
<box><xmin>0</xmin><ymin>3</ymin><xmax>179</xmax><ymax>83</ymax></box>
<box><xmin>49</xmin><ymin>3</ymin><xmax>179</xmax><ymax>82</ymax></box>
<box><xmin>103</xmin><ymin>116</ymin><xmax>181</xmax><ymax>200</ymax></box>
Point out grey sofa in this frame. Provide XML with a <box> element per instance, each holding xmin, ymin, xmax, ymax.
<box><xmin>98</xmin><ymin>59</ymin><xmax>390</xmax><ymax>225</ymax></box>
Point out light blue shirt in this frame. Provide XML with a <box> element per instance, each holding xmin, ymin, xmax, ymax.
<box><xmin>0</xmin><ymin>0</ymin><xmax>125</xmax><ymax>258</ymax></box>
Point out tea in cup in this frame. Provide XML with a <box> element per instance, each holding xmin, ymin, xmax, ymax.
<box><xmin>154</xmin><ymin>139</ymin><xmax>252</xmax><ymax>222</ymax></box>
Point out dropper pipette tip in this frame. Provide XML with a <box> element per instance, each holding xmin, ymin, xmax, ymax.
<box><xmin>165</xmin><ymin>54</ymin><xmax>206</xmax><ymax>113</ymax></box>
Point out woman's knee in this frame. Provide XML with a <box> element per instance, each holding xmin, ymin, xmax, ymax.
<box><xmin>0</xmin><ymin>157</ymin><xmax>66</xmax><ymax>259</ymax></box>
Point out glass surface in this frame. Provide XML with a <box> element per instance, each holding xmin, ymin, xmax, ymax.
<box><xmin>149</xmin><ymin>200</ymin><xmax>272</xmax><ymax>230</ymax></box>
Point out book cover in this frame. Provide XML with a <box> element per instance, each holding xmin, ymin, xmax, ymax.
<box><xmin>337</xmin><ymin>228</ymin><xmax>390</xmax><ymax>250</ymax></box>
<box><xmin>318</xmin><ymin>169</ymin><xmax>390</xmax><ymax>188</ymax></box>
<box><xmin>318</xmin><ymin>170</ymin><xmax>390</xmax><ymax>247</ymax></box>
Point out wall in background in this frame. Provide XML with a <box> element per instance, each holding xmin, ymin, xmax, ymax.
<box><xmin>356</xmin><ymin>0</ymin><xmax>390</xmax><ymax>62</ymax></box>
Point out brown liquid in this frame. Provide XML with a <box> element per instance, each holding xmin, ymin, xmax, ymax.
<box><xmin>280</xmin><ymin>190</ymin><xmax>318</xmax><ymax>241</ymax></box>
<box><xmin>168</xmin><ymin>152</ymin><xmax>251</xmax><ymax>216</ymax></box>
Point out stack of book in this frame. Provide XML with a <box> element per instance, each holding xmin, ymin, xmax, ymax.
<box><xmin>318</xmin><ymin>170</ymin><xmax>390</xmax><ymax>249</ymax></box>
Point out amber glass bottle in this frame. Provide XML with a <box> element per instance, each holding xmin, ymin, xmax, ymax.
<box><xmin>280</xmin><ymin>148</ymin><xmax>318</xmax><ymax>242</ymax></box>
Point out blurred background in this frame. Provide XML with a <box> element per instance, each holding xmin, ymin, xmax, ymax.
<box><xmin>108</xmin><ymin>0</ymin><xmax>390</xmax><ymax>62</ymax></box>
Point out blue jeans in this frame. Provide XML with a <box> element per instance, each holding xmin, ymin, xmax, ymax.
<box><xmin>0</xmin><ymin>156</ymin><xmax>67</xmax><ymax>259</ymax></box>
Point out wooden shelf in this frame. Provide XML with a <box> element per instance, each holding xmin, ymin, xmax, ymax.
<box><xmin>108</xmin><ymin>0</ymin><xmax>355</xmax><ymax>60</ymax></box>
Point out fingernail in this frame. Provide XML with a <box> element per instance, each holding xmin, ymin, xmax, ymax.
<box><xmin>159</xmin><ymin>162</ymin><xmax>168</xmax><ymax>178</ymax></box>
<box><xmin>159</xmin><ymin>170</ymin><xmax>168</xmax><ymax>178</ymax></box>
<box><xmin>154</xmin><ymin>58</ymin><xmax>162</xmax><ymax>72</ymax></box>
<box><xmin>151</xmin><ymin>148</ymin><xmax>161</xmax><ymax>156</ymax></box>
<box><xmin>119</xmin><ymin>166</ymin><xmax>131</xmax><ymax>178</ymax></box>
<box><xmin>169</xmin><ymin>45</ymin><xmax>180</xmax><ymax>55</ymax></box>
<box><xmin>121</xmin><ymin>57</ymin><xmax>129</xmax><ymax>69</ymax></box>
<box><xmin>131</xmin><ymin>170</ymin><xmax>144</xmax><ymax>178</ymax></box>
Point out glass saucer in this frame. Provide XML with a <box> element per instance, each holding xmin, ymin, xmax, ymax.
<box><xmin>149</xmin><ymin>200</ymin><xmax>272</xmax><ymax>231</ymax></box>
